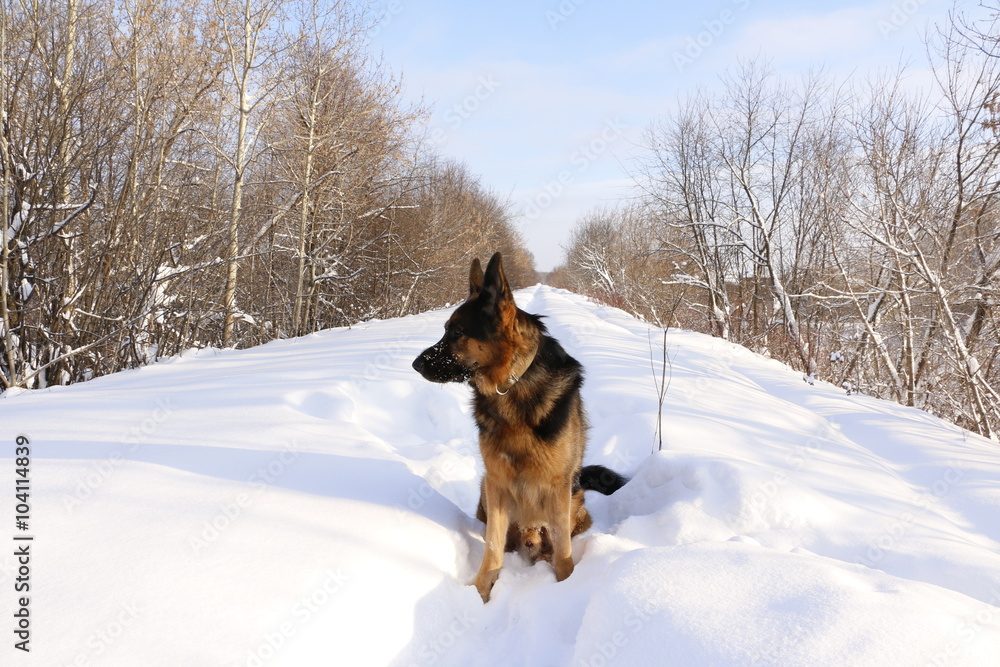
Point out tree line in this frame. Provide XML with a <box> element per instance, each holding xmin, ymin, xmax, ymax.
<box><xmin>0</xmin><ymin>0</ymin><xmax>535</xmax><ymax>391</ymax></box>
<box><xmin>554</xmin><ymin>10</ymin><xmax>1000</xmax><ymax>439</ymax></box>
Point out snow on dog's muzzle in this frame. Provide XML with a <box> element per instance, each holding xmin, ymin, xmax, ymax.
<box><xmin>412</xmin><ymin>340</ymin><xmax>472</xmax><ymax>383</ymax></box>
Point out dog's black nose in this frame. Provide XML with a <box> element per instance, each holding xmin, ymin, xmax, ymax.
<box><xmin>412</xmin><ymin>356</ymin><xmax>425</xmax><ymax>374</ymax></box>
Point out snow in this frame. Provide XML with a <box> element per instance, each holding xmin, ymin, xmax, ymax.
<box><xmin>1</xmin><ymin>285</ymin><xmax>999</xmax><ymax>666</ymax></box>
<box><xmin>18</xmin><ymin>278</ymin><xmax>32</xmax><ymax>302</ymax></box>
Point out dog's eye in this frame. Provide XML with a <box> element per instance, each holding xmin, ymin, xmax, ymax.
<box><xmin>449</xmin><ymin>327</ymin><xmax>464</xmax><ymax>339</ymax></box>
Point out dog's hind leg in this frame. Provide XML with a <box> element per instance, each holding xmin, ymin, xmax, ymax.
<box><xmin>570</xmin><ymin>488</ymin><xmax>592</xmax><ymax>536</ymax></box>
<box><xmin>471</xmin><ymin>475</ymin><xmax>510</xmax><ymax>602</ymax></box>
<box><xmin>546</xmin><ymin>485</ymin><xmax>575</xmax><ymax>582</ymax></box>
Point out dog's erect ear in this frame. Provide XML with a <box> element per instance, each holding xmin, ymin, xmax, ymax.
<box><xmin>469</xmin><ymin>257</ymin><xmax>484</xmax><ymax>297</ymax></box>
<box><xmin>482</xmin><ymin>252</ymin><xmax>512</xmax><ymax>307</ymax></box>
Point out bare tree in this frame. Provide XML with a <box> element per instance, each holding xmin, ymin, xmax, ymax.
<box><xmin>638</xmin><ymin>98</ymin><xmax>736</xmax><ymax>338</ymax></box>
<box><xmin>575</xmin><ymin>28</ymin><xmax>1000</xmax><ymax>438</ymax></box>
<box><xmin>0</xmin><ymin>0</ymin><xmax>538</xmax><ymax>395</ymax></box>
<box><xmin>843</xmin><ymin>18</ymin><xmax>1000</xmax><ymax>437</ymax></box>
<box><xmin>638</xmin><ymin>61</ymin><xmax>839</xmax><ymax>371</ymax></box>
<box><xmin>0</xmin><ymin>0</ymin><xmax>15</xmax><ymax>388</ymax></box>
<box><xmin>210</xmin><ymin>0</ymin><xmax>291</xmax><ymax>346</ymax></box>
<box><xmin>390</xmin><ymin>157</ymin><xmax>534</xmax><ymax>316</ymax></box>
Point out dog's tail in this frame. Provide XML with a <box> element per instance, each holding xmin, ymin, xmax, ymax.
<box><xmin>579</xmin><ymin>465</ymin><xmax>628</xmax><ymax>495</ymax></box>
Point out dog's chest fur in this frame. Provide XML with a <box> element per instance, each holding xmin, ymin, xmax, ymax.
<box><xmin>472</xmin><ymin>335</ymin><xmax>586</xmax><ymax>482</ymax></box>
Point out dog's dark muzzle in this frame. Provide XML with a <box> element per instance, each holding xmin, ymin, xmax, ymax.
<box><xmin>413</xmin><ymin>340</ymin><xmax>472</xmax><ymax>382</ymax></box>
<box><xmin>412</xmin><ymin>341</ymin><xmax>472</xmax><ymax>383</ymax></box>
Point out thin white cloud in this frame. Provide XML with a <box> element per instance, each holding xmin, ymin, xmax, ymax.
<box><xmin>719</xmin><ymin>1</ymin><xmax>954</xmax><ymax>73</ymax></box>
<box><xmin>733</xmin><ymin>6</ymin><xmax>886</xmax><ymax>61</ymax></box>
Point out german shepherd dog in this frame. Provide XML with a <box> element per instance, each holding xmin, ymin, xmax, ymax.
<box><xmin>412</xmin><ymin>252</ymin><xmax>626</xmax><ymax>602</ymax></box>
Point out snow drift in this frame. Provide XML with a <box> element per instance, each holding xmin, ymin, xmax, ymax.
<box><xmin>1</xmin><ymin>285</ymin><xmax>999</xmax><ymax>666</ymax></box>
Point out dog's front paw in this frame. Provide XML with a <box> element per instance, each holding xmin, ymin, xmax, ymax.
<box><xmin>471</xmin><ymin>571</ymin><xmax>499</xmax><ymax>603</ymax></box>
<box><xmin>553</xmin><ymin>556</ymin><xmax>574</xmax><ymax>582</ymax></box>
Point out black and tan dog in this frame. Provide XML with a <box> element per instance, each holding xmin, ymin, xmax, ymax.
<box><xmin>412</xmin><ymin>252</ymin><xmax>626</xmax><ymax>602</ymax></box>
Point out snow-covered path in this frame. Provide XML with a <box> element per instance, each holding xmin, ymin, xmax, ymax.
<box><xmin>1</xmin><ymin>285</ymin><xmax>998</xmax><ymax>666</ymax></box>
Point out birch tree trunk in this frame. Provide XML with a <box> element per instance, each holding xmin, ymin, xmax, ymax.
<box><xmin>0</xmin><ymin>1</ymin><xmax>15</xmax><ymax>388</ymax></box>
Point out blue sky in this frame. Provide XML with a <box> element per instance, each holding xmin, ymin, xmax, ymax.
<box><xmin>368</xmin><ymin>0</ymin><xmax>969</xmax><ymax>271</ymax></box>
